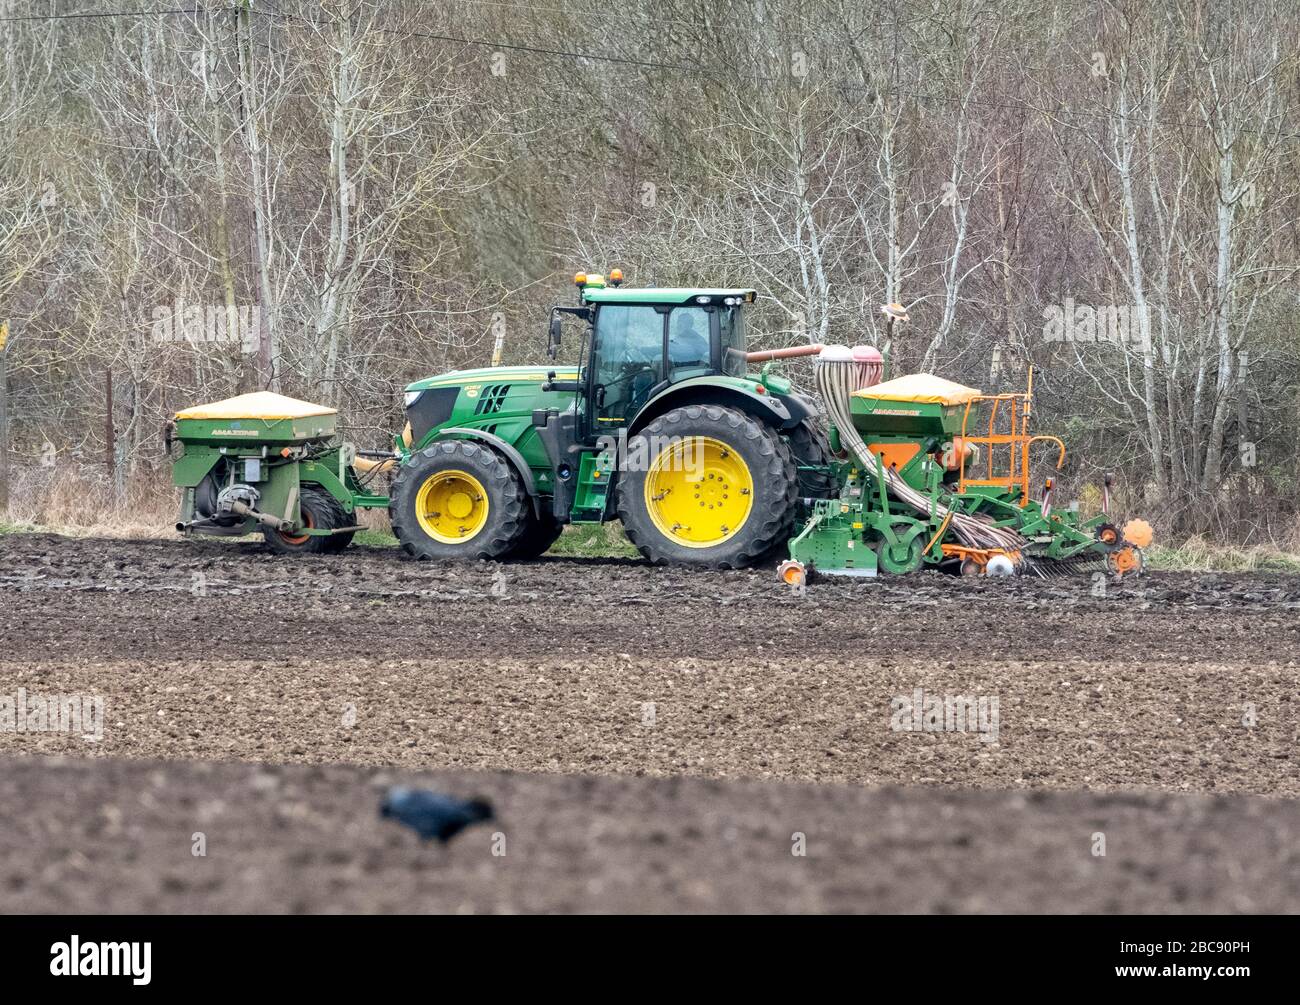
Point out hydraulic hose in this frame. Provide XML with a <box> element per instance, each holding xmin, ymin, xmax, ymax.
<box><xmin>814</xmin><ymin>358</ymin><xmax>1025</xmax><ymax>553</ymax></box>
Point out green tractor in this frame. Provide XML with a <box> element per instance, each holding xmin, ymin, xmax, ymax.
<box><xmin>390</xmin><ymin>270</ymin><xmax>830</xmax><ymax>567</ymax></box>
<box><xmin>169</xmin><ymin>270</ymin><xmax>830</xmax><ymax>568</ymax></box>
<box><xmin>168</xmin><ymin>268</ymin><xmax>1152</xmax><ymax>579</ymax></box>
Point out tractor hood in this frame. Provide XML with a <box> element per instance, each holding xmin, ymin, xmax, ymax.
<box><xmin>400</xmin><ymin>364</ymin><xmax>584</xmax><ymax>452</ymax></box>
<box><xmin>405</xmin><ymin>365</ymin><xmax>577</xmax><ymax>392</ymax></box>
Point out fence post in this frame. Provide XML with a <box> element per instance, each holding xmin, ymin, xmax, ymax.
<box><xmin>0</xmin><ymin>322</ymin><xmax>9</xmax><ymax>517</ymax></box>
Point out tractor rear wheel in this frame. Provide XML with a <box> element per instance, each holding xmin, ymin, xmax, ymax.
<box><xmin>617</xmin><ymin>405</ymin><xmax>798</xmax><ymax>569</ymax></box>
<box><xmin>785</xmin><ymin>416</ymin><xmax>835</xmax><ymax>499</ymax></box>
<box><xmin>263</xmin><ymin>485</ymin><xmax>349</xmax><ymax>555</ymax></box>
<box><xmin>389</xmin><ymin>440</ymin><xmax>529</xmax><ymax>561</ymax></box>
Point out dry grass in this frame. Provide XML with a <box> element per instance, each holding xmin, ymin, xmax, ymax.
<box><xmin>1146</xmin><ymin>534</ymin><xmax>1300</xmax><ymax>573</ymax></box>
<box><xmin>2</xmin><ymin>464</ymin><xmax>178</xmax><ymax>539</ymax></box>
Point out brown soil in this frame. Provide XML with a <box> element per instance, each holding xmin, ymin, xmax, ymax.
<box><xmin>3</xmin><ymin>756</ymin><xmax>1299</xmax><ymax>914</ymax></box>
<box><xmin>1</xmin><ymin>532</ymin><xmax>1298</xmax><ymax>912</ymax></box>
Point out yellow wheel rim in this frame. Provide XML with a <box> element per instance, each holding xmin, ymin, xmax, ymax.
<box><xmin>644</xmin><ymin>436</ymin><xmax>753</xmax><ymax>548</ymax></box>
<box><xmin>414</xmin><ymin>469</ymin><xmax>489</xmax><ymax>544</ymax></box>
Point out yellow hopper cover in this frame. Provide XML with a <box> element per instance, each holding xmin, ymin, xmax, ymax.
<box><xmin>853</xmin><ymin>373</ymin><xmax>982</xmax><ymax>406</ymax></box>
<box><xmin>174</xmin><ymin>392</ymin><xmax>337</xmax><ymax>421</ymax></box>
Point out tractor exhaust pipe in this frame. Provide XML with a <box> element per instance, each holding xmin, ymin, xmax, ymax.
<box><xmin>746</xmin><ymin>343</ymin><xmax>824</xmax><ymax>363</ymax></box>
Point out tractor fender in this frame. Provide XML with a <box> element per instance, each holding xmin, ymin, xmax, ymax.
<box><xmin>779</xmin><ymin>389</ymin><xmax>823</xmax><ymax>425</ymax></box>
<box><xmin>628</xmin><ymin>377</ymin><xmax>810</xmax><ymax>436</ymax></box>
<box><xmin>431</xmin><ymin>426</ymin><xmax>543</xmax><ymax>517</ymax></box>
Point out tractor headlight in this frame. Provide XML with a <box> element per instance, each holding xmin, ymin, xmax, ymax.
<box><xmin>404</xmin><ymin>390</ymin><xmax>423</xmax><ymax>408</ymax></box>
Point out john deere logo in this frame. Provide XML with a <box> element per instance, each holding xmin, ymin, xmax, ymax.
<box><xmin>464</xmin><ymin>385</ymin><xmax>480</xmax><ymax>398</ymax></box>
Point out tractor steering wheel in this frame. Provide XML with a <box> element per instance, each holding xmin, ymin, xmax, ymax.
<box><xmin>622</xmin><ymin>341</ymin><xmax>660</xmax><ymax>365</ymax></box>
<box><xmin>600</xmin><ymin>364</ymin><xmax>656</xmax><ymax>393</ymax></box>
<box><xmin>596</xmin><ymin>364</ymin><xmax>656</xmax><ymax>416</ymax></box>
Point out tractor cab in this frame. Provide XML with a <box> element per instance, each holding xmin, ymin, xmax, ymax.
<box><xmin>388</xmin><ymin>269</ymin><xmax>820</xmax><ymax>567</ymax></box>
<box><xmin>546</xmin><ymin>272</ymin><xmax>758</xmax><ymax>436</ymax></box>
<box><xmin>531</xmin><ymin>273</ymin><xmax>770</xmax><ymax>528</ymax></box>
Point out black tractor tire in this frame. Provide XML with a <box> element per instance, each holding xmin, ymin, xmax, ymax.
<box><xmin>784</xmin><ymin>416</ymin><xmax>836</xmax><ymax>499</ymax></box>
<box><xmin>263</xmin><ymin>485</ymin><xmax>349</xmax><ymax>556</ymax></box>
<box><xmin>616</xmin><ymin>404</ymin><xmax>798</xmax><ymax>569</ymax></box>
<box><xmin>506</xmin><ymin>508</ymin><xmax>565</xmax><ymax>560</ymax></box>
<box><xmin>389</xmin><ymin>440</ymin><xmax>529</xmax><ymax>561</ymax></box>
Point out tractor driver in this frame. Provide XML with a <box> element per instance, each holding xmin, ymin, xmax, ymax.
<box><xmin>668</xmin><ymin>311</ymin><xmax>710</xmax><ymax>372</ymax></box>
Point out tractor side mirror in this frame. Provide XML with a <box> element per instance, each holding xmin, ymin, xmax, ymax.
<box><xmin>547</xmin><ymin>314</ymin><xmax>562</xmax><ymax>360</ymax></box>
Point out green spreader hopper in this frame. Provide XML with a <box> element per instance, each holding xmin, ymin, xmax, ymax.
<box><xmin>171</xmin><ymin>391</ymin><xmax>339</xmax><ymax>447</ymax></box>
<box><xmin>849</xmin><ymin>373</ymin><xmax>973</xmax><ymax>437</ymax></box>
<box><xmin>167</xmin><ymin>392</ymin><xmax>389</xmax><ymax>554</ymax></box>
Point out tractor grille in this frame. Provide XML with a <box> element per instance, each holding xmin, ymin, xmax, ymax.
<box><xmin>406</xmin><ymin>386</ymin><xmax>459</xmax><ymax>444</ymax></box>
<box><xmin>473</xmin><ymin>384</ymin><xmax>511</xmax><ymax>416</ymax></box>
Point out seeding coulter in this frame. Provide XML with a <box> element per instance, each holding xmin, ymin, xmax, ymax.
<box><xmin>776</xmin><ymin>356</ymin><xmax>1152</xmax><ymax>585</ymax></box>
<box><xmin>167</xmin><ymin>270</ymin><xmax>1151</xmax><ymax>581</ymax></box>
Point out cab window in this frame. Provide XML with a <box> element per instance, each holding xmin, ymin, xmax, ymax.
<box><xmin>593</xmin><ymin>305</ymin><xmax>664</xmax><ymax>426</ymax></box>
<box><xmin>719</xmin><ymin>306</ymin><xmax>747</xmax><ymax>377</ymax></box>
<box><xmin>667</xmin><ymin>307</ymin><xmax>712</xmax><ymax>379</ymax></box>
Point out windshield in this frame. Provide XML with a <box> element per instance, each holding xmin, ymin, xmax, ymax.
<box><xmin>719</xmin><ymin>306</ymin><xmax>747</xmax><ymax>376</ymax></box>
<box><xmin>593</xmin><ymin>304</ymin><xmax>664</xmax><ymax>426</ymax></box>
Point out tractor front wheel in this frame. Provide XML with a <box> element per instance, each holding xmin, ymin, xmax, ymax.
<box><xmin>617</xmin><ymin>405</ymin><xmax>798</xmax><ymax>569</ymax></box>
<box><xmin>389</xmin><ymin>440</ymin><xmax>529</xmax><ymax>561</ymax></box>
<box><xmin>505</xmin><ymin>509</ymin><xmax>565</xmax><ymax>560</ymax></box>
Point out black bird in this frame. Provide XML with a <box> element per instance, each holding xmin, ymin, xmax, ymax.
<box><xmin>379</xmin><ymin>787</ymin><xmax>494</xmax><ymax>845</ymax></box>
